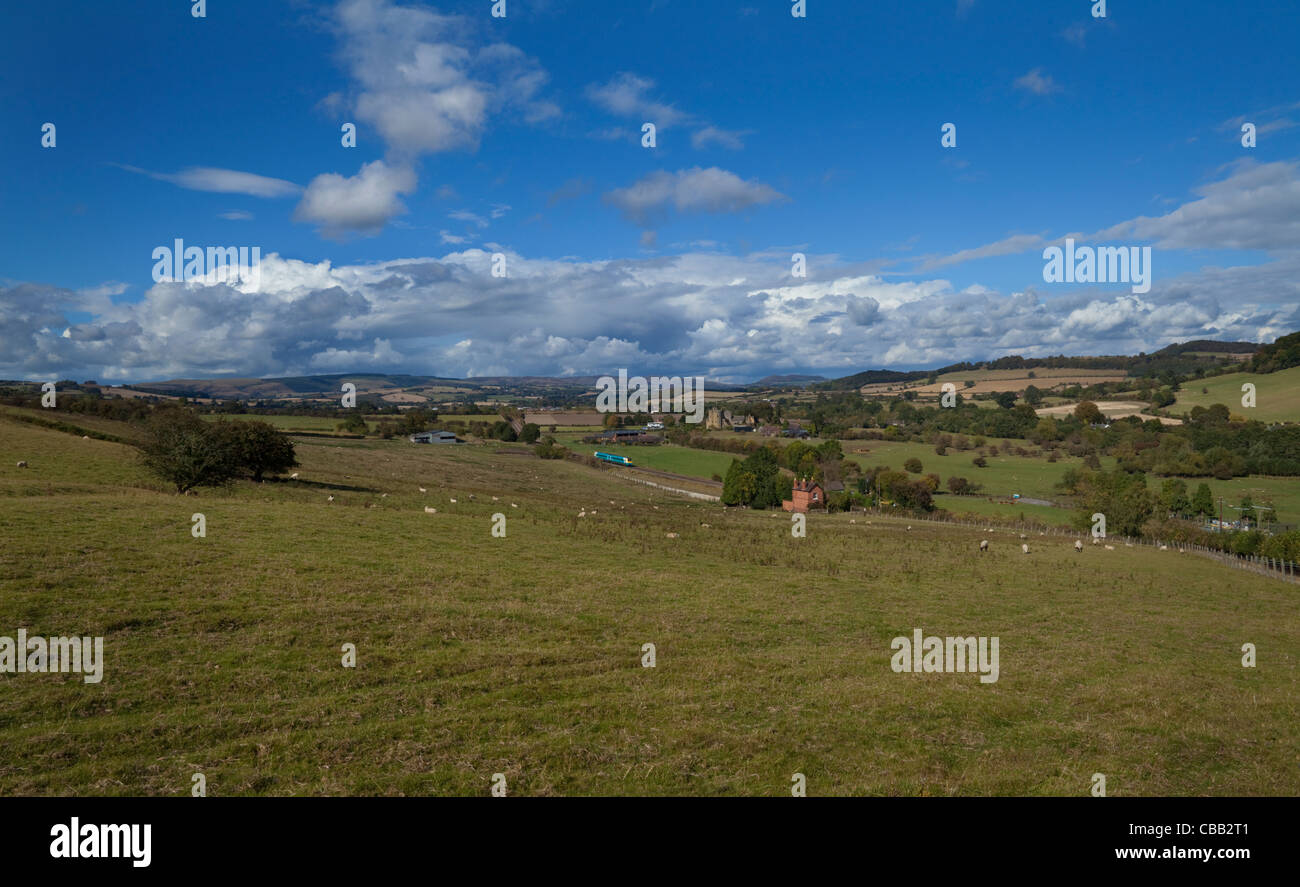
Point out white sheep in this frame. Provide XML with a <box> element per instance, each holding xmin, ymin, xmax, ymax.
<box><xmin>1104</xmin><ymin>544</ymin><xmax>1115</xmax><ymax>550</ymax></box>
<box><xmin>424</xmin><ymin>507</ymin><xmax>437</xmax><ymax>514</ymax></box>
<box><xmin>290</xmin><ymin>472</ymin><xmax>299</xmax><ymax>479</ymax></box>
<box><xmin>16</xmin><ymin>461</ymin><xmax>27</xmax><ymax>468</ymax></box>
<box><xmin>1074</xmin><ymin>540</ymin><xmax>1083</xmax><ymax>552</ymax></box>
<box><xmin>666</xmin><ymin>532</ymin><xmax>679</xmax><ymax>539</ymax></box>
<box><xmin>1021</xmin><ymin>543</ymin><xmax>1029</xmax><ymax>554</ymax></box>
<box><xmin>979</xmin><ymin>540</ymin><xmax>989</xmax><ymax>552</ymax></box>
<box><xmin>327</xmin><ymin>495</ymin><xmax>334</xmax><ymax>502</ymax></box>
<box><xmin>419</xmin><ymin>487</ymin><xmax>427</xmax><ymax>493</ymax></box>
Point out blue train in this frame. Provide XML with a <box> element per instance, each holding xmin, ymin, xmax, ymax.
<box><xmin>594</xmin><ymin>451</ymin><xmax>634</xmax><ymax>467</ymax></box>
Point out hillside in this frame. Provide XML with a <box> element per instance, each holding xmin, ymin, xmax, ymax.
<box><xmin>1174</xmin><ymin>365</ymin><xmax>1300</xmax><ymax>423</ymax></box>
<box><xmin>1</xmin><ymin>413</ymin><xmax>1297</xmax><ymax>795</ymax></box>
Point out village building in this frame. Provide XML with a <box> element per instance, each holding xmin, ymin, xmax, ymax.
<box><xmin>782</xmin><ymin>479</ymin><xmax>825</xmax><ymax>513</ymax></box>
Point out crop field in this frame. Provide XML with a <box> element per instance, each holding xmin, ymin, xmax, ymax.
<box><xmin>1</xmin><ymin>416</ymin><xmax>1297</xmax><ymax>796</ymax></box>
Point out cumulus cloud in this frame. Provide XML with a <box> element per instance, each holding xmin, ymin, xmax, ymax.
<box><xmin>6</xmin><ymin>242</ymin><xmax>1295</xmax><ymax>384</ymax></box>
<box><xmin>604</xmin><ymin>167</ymin><xmax>786</xmax><ymax>226</ymax></box>
<box><xmin>334</xmin><ymin>0</ymin><xmax>554</xmax><ymax>157</ymax></box>
<box><xmin>294</xmin><ymin>160</ymin><xmax>417</xmax><ymax>237</ymax></box>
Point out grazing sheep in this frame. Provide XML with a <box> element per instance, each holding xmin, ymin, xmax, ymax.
<box><xmin>419</xmin><ymin>487</ymin><xmax>427</xmax><ymax>493</ymax></box>
<box><xmin>907</xmin><ymin>526</ymin><xmax>913</xmax><ymax>531</ymax></box>
<box><xmin>850</xmin><ymin>519</ymin><xmax>856</xmax><ymax>525</ymax></box>
<box><xmin>290</xmin><ymin>472</ymin><xmax>299</xmax><ymax>479</ymax></box>
<box><xmin>1092</xmin><ymin>537</ymin><xmax>1100</xmax><ymax>545</ymax></box>
<box><xmin>327</xmin><ymin>495</ymin><xmax>334</xmax><ymax>502</ymax></box>
<box><xmin>1021</xmin><ymin>543</ymin><xmax>1029</xmax><ymax>554</ymax></box>
<box><xmin>449</xmin><ymin>498</ymin><xmax>457</xmax><ymax>503</ymax></box>
<box><xmin>424</xmin><ymin>507</ymin><xmax>437</xmax><ymax>514</ymax></box>
<box><xmin>1159</xmin><ymin>544</ymin><xmax>1168</xmax><ymax>551</ymax></box>
<box><xmin>1074</xmin><ymin>540</ymin><xmax>1083</xmax><ymax>552</ymax></box>
<box><xmin>979</xmin><ymin>540</ymin><xmax>989</xmax><ymax>552</ymax></box>
<box><xmin>1104</xmin><ymin>544</ymin><xmax>1115</xmax><ymax>550</ymax></box>
<box><xmin>666</xmin><ymin>532</ymin><xmax>679</xmax><ymax>539</ymax></box>
<box><xmin>16</xmin><ymin>461</ymin><xmax>27</xmax><ymax>468</ymax></box>
<box><xmin>700</xmin><ymin>523</ymin><xmax>710</xmax><ymax>528</ymax></box>
<box><xmin>1019</xmin><ymin>534</ymin><xmax>1027</xmax><ymax>540</ymax></box>
<box><xmin>511</xmin><ymin>503</ymin><xmax>518</xmax><ymax>508</ymax></box>
<box><xmin>492</xmin><ymin>496</ymin><xmax>500</xmax><ymax>501</ymax></box>
<box><xmin>381</xmin><ymin>493</ymin><xmax>387</xmax><ymax>498</ymax></box>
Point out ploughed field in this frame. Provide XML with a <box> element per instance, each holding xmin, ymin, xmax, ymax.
<box><xmin>0</xmin><ymin>416</ymin><xmax>1295</xmax><ymax>795</ymax></box>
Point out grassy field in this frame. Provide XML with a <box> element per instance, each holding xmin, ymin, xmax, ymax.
<box><xmin>1174</xmin><ymin>365</ymin><xmax>1300</xmax><ymax>424</ymax></box>
<box><xmin>1</xmin><ymin>417</ymin><xmax>1297</xmax><ymax>796</ymax></box>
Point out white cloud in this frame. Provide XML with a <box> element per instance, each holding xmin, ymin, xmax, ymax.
<box><xmin>586</xmin><ymin>73</ymin><xmax>691</xmax><ymax>128</ymax></box>
<box><xmin>116</xmin><ymin>164</ymin><xmax>301</xmax><ymax>198</ymax></box>
<box><xmin>294</xmin><ymin>160</ymin><xmax>417</xmax><ymax>237</ymax></box>
<box><xmin>604</xmin><ymin>167</ymin><xmax>786</xmax><ymax>226</ymax></box>
<box><xmin>1014</xmin><ymin>68</ymin><xmax>1060</xmax><ymax>96</ymax></box>
<box><xmin>691</xmin><ymin>126</ymin><xmax>749</xmax><ymax>150</ymax></box>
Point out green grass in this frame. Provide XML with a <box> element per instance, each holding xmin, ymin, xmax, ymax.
<box><xmin>1174</xmin><ymin>365</ymin><xmax>1300</xmax><ymax>423</ymax></box>
<box><xmin>564</xmin><ymin>441</ymin><xmax>734</xmax><ymax>479</ymax></box>
<box><xmin>0</xmin><ymin>419</ymin><xmax>1297</xmax><ymax>796</ymax></box>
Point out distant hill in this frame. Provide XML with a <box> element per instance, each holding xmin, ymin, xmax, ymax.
<box><xmin>820</xmin><ymin>337</ymin><xmax>1266</xmax><ymax>390</ymax></box>
<box><xmin>752</xmin><ymin>374</ymin><xmax>826</xmax><ymax>387</ymax></box>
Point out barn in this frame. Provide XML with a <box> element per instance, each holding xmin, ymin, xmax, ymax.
<box><xmin>409</xmin><ymin>430</ymin><xmax>460</xmax><ymax>444</ymax></box>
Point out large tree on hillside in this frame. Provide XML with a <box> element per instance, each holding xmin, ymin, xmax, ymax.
<box><xmin>216</xmin><ymin>419</ymin><xmax>298</xmax><ymax>482</ymax></box>
<box><xmin>141</xmin><ymin>408</ymin><xmax>239</xmax><ymax>494</ymax></box>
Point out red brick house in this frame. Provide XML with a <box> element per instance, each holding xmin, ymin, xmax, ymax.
<box><xmin>782</xmin><ymin>479</ymin><xmax>824</xmax><ymax>513</ymax></box>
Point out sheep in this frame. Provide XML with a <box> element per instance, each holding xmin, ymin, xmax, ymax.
<box><xmin>700</xmin><ymin>523</ymin><xmax>710</xmax><ymax>528</ymax></box>
<box><xmin>1019</xmin><ymin>534</ymin><xmax>1027</xmax><ymax>540</ymax></box>
<box><xmin>424</xmin><ymin>507</ymin><xmax>437</xmax><ymax>514</ymax></box>
<box><xmin>492</xmin><ymin>496</ymin><xmax>500</xmax><ymax>501</ymax></box>
<box><xmin>449</xmin><ymin>498</ymin><xmax>457</xmax><ymax>503</ymax></box>
<box><xmin>666</xmin><ymin>532</ymin><xmax>679</xmax><ymax>539</ymax></box>
<box><xmin>1074</xmin><ymin>540</ymin><xmax>1083</xmax><ymax>552</ymax></box>
<box><xmin>419</xmin><ymin>487</ymin><xmax>427</xmax><ymax>493</ymax></box>
<box><xmin>1159</xmin><ymin>544</ymin><xmax>1168</xmax><ymax>551</ymax></box>
<box><xmin>16</xmin><ymin>461</ymin><xmax>27</xmax><ymax>468</ymax></box>
<box><xmin>979</xmin><ymin>540</ymin><xmax>989</xmax><ymax>552</ymax></box>
<box><xmin>327</xmin><ymin>495</ymin><xmax>335</xmax><ymax>502</ymax></box>
<box><xmin>511</xmin><ymin>503</ymin><xmax>518</xmax><ymax>508</ymax></box>
<box><xmin>290</xmin><ymin>472</ymin><xmax>299</xmax><ymax>479</ymax></box>
<box><xmin>1092</xmin><ymin>537</ymin><xmax>1100</xmax><ymax>545</ymax></box>
<box><xmin>850</xmin><ymin>519</ymin><xmax>856</xmax><ymax>525</ymax></box>
<box><xmin>1104</xmin><ymin>544</ymin><xmax>1115</xmax><ymax>550</ymax></box>
<box><xmin>578</xmin><ymin>511</ymin><xmax>586</xmax><ymax>518</ymax></box>
<box><xmin>1021</xmin><ymin>543</ymin><xmax>1029</xmax><ymax>554</ymax></box>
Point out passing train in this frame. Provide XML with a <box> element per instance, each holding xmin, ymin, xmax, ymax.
<box><xmin>594</xmin><ymin>451</ymin><xmax>634</xmax><ymax>467</ymax></box>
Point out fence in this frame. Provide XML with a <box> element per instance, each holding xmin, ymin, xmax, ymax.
<box><xmin>853</xmin><ymin>506</ymin><xmax>1300</xmax><ymax>586</ymax></box>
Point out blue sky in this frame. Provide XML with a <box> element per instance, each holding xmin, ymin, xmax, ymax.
<box><xmin>2</xmin><ymin>0</ymin><xmax>1298</xmax><ymax>383</ymax></box>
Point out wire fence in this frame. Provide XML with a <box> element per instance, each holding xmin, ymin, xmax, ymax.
<box><xmin>854</xmin><ymin>506</ymin><xmax>1300</xmax><ymax>586</ymax></box>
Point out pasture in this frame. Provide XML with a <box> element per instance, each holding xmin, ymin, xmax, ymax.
<box><xmin>1173</xmin><ymin>365</ymin><xmax>1300</xmax><ymax>424</ymax></box>
<box><xmin>0</xmin><ymin>416</ymin><xmax>1296</xmax><ymax>796</ymax></box>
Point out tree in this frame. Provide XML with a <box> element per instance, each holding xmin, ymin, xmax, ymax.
<box><xmin>1074</xmin><ymin>401</ymin><xmax>1104</xmax><ymax>425</ymax></box>
<box><xmin>903</xmin><ymin>457</ymin><xmax>923</xmax><ymax>474</ymax></box>
<box><xmin>994</xmin><ymin>391</ymin><xmax>1017</xmax><ymax>409</ymax></box>
<box><xmin>1191</xmin><ymin>483</ymin><xmax>1214</xmax><ymax>517</ymax></box>
<box><xmin>1023</xmin><ymin>384</ymin><xmax>1043</xmax><ymax>406</ymax></box>
<box><xmin>972</xmin><ymin>456</ymin><xmax>987</xmax><ymax>468</ymax></box>
<box><xmin>337</xmin><ymin>412</ymin><xmax>369</xmax><ymax>434</ymax></box>
<box><xmin>520</xmin><ymin>423</ymin><xmax>541</xmax><ymax>444</ymax></box>
<box><xmin>1158</xmin><ymin>477</ymin><xmax>1189</xmax><ymax>516</ymax></box>
<box><xmin>141</xmin><ymin>408</ymin><xmax>239</xmax><ymax>494</ymax></box>
<box><xmin>217</xmin><ymin>420</ymin><xmax>297</xmax><ymax>482</ymax></box>
<box><xmin>1070</xmin><ymin>469</ymin><xmax>1155</xmax><ymax>536</ymax></box>
<box><xmin>947</xmin><ymin>476</ymin><xmax>971</xmax><ymax>495</ymax></box>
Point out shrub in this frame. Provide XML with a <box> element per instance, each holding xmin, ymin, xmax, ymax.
<box><xmin>141</xmin><ymin>408</ymin><xmax>239</xmax><ymax>494</ymax></box>
<box><xmin>903</xmin><ymin>457</ymin><xmax>923</xmax><ymax>473</ymax></box>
